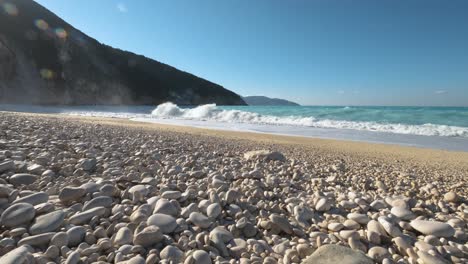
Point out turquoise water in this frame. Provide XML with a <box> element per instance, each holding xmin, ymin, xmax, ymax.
<box><xmin>220</xmin><ymin>106</ymin><xmax>468</xmax><ymax>127</ymax></box>
<box><xmin>2</xmin><ymin>103</ymin><xmax>468</xmax><ymax>151</ymax></box>
<box><xmin>2</xmin><ymin>104</ymin><xmax>468</xmax><ymax>137</ymax></box>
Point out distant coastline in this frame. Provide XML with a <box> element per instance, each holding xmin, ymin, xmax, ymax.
<box><xmin>242</xmin><ymin>96</ymin><xmax>300</xmax><ymax>106</ymax></box>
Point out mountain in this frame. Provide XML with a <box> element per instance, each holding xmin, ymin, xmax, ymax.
<box><xmin>0</xmin><ymin>0</ymin><xmax>245</xmax><ymax>105</ymax></box>
<box><xmin>243</xmin><ymin>96</ymin><xmax>300</xmax><ymax>106</ymax></box>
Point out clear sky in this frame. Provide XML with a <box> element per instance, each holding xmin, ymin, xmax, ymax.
<box><xmin>34</xmin><ymin>0</ymin><xmax>468</xmax><ymax>106</ymax></box>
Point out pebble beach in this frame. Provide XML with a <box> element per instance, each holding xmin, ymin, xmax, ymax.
<box><xmin>0</xmin><ymin>112</ymin><xmax>466</xmax><ymax>264</ymax></box>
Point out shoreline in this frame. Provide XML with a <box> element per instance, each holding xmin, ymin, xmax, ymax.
<box><xmin>4</xmin><ymin>111</ymin><xmax>468</xmax><ymax>169</ymax></box>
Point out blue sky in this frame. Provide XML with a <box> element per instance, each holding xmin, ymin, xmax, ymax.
<box><xmin>34</xmin><ymin>0</ymin><xmax>468</xmax><ymax>106</ymax></box>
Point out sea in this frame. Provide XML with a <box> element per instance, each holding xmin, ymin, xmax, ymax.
<box><xmin>2</xmin><ymin>103</ymin><xmax>468</xmax><ymax>152</ymax></box>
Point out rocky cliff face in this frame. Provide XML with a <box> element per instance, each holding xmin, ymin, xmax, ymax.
<box><xmin>0</xmin><ymin>0</ymin><xmax>245</xmax><ymax>105</ymax></box>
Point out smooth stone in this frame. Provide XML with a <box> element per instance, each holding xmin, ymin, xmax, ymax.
<box><xmin>0</xmin><ymin>245</ymin><xmax>33</xmax><ymax>264</ymax></box>
<box><xmin>392</xmin><ymin>236</ymin><xmax>412</xmax><ymax>255</ymax></box>
<box><xmin>388</xmin><ymin>198</ymin><xmax>407</xmax><ymax>208</ymax></box>
<box><xmin>415</xmin><ymin>241</ymin><xmax>434</xmax><ymax>252</ymax></box>
<box><xmin>41</xmin><ymin>169</ymin><xmax>55</xmax><ymax>177</ymax></box>
<box><xmin>0</xmin><ymin>161</ymin><xmax>15</xmax><ymax>173</ymax></box>
<box><xmin>118</xmin><ymin>244</ymin><xmax>132</xmax><ymax>255</ymax></box>
<box><xmin>65</xmin><ymin>250</ymin><xmax>81</xmax><ymax>264</ymax></box>
<box><xmin>244</xmin><ymin>150</ymin><xmax>286</xmax><ymax>161</ymax></box>
<box><xmin>410</xmin><ymin>220</ymin><xmax>455</xmax><ymax>238</ymax></box>
<box><xmin>225</xmin><ymin>189</ymin><xmax>239</xmax><ymax>204</ymax></box>
<box><xmin>378</xmin><ymin>216</ymin><xmax>402</xmax><ymax>237</ymax></box>
<box><xmin>67</xmin><ymin>226</ymin><xmax>86</xmax><ymax>247</ymax></box>
<box><xmin>29</xmin><ymin>210</ymin><xmax>65</xmax><ymax>235</ymax></box>
<box><xmin>134</xmin><ymin>225</ymin><xmax>163</xmax><ymax>247</ymax></box>
<box><xmin>416</xmin><ymin>250</ymin><xmax>451</xmax><ymax>264</ymax></box>
<box><xmin>375</xmin><ymin>180</ymin><xmax>386</xmax><ymax>190</ymax></box>
<box><xmin>69</xmin><ymin>206</ymin><xmax>106</xmax><ymax>225</ymax></box>
<box><xmin>26</xmin><ymin>164</ymin><xmax>43</xmax><ymax>174</ymax></box>
<box><xmin>367</xmin><ymin>230</ymin><xmax>381</xmax><ymax>244</ymax></box>
<box><xmin>147</xmin><ymin>213</ymin><xmax>177</xmax><ymax>233</ymax></box>
<box><xmin>153</xmin><ymin>199</ymin><xmax>178</xmax><ymax>216</ymax></box>
<box><xmin>391</xmin><ymin>206</ymin><xmax>416</xmax><ymax>220</ymax></box>
<box><xmin>0</xmin><ymin>185</ymin><xmax>12</xmax><ymax>198</ymax></box>
<box><xmin>79</xmin><ymin>158</ymin><xmax>96</xmax><ymax>171</ymax></box>
<box><xmin>229</xmin><ymin>245</ymin><xmax>248</xmax><ymax>258</ymax></box>
<box><xmin>114</xmin><ymin>227</ymin><xmax>133</xmax><ymax>246</ymax></box>
<box><xmin>370</xmin><ymin>200</ymin><xmax>388</xmax><ymax>210</ymax></box>
<box><xmin>273</xmin><ymin>241</ymin><xmax>290</xmax><ymax>255</ymax></box>
<box><xmin>206</xmin><ymin>203</ymin><xmax>222</xmax><ymax>218</ymax></box>
<box><xmin>9</xmin><ymin>227</ymin><xmax>27</xmax><ymax>237</ymax></box>
<box><xmin>192</xmin><ymin>250</ymin><xmax>212</xmax><ymax>264</ymax></box>
<box><xmin>0</xmin><ymin>203</ymin><xmax>35</xmax><ymax>228</ymax></box>
<box><xmin>368</xmin><ymin>247</ymin><xmax>391</xmax><ymax>262</ymax></box>
<box><xmin>161</xmin><ymin>190</ymin><xmax>182</xmax><ymax>200</ymax></box>
<box><xmin>9</xmin><ymin>173</ymin><xmax>37</xmax><ymax>186</ymax></box>
<box><xmin>189</xmin><ymin>212</ymin><xmax>211</xmax><ymax>228</ymax></box>
<box><xmin>51</xmin><ymin>232</ymin><xmax>69</xmax><ymax>248</ymax></box>
<box><xmin>82</xmin><ymin>196</ymin><xmax>113</xmax><ymax>211</ymax></box>
<box><xmin>45</xmin><ymin>245</ymin><xmax>60</xmax><ymax>259</ymax></box>
<box><xmin>328</xmin><ymin>223</ymin><xmax>345</xmax><ymax>232</ymax></box>
<box><xmin>270</xmin><ymin>214</ymin><xmax>293</xmax><ymax>234</ymax></box>
<box><xmin>339</xmin><ymin>230</ymin><xmax>359</xmax><ymax>240</ymax></box>
<box><xmin>443</xmin><ymin>191</ymin><xmax>459</xmax><ymax>203</ymax></box>
<box><xmin>129</xmin><ymin>185</ymin><xmax>148</xmax><ymax>198</ymax></box>
<box><xmin>127</xmin><ymin>255</ymin><xmax>146</xmax><ymax>264</ymax></box>
<box><xmin>210</xmin><ymin>226</ymin><xmax>234</xmax><ymax>242</ymax></box>
<box><xmin>34</xmin><ymin>202</ymin><xmax>55</xmax><ymax>214</ymax></box>
<box><xmin>59</xmin><ymin>187</ymin><xmax>86</xmax><ymax>204</ymax></box>
<box><xmin>347</xmin><ymin>213</ymin><xmax>370</xmax><ymax>225</ymax></box>
<box><xmin>80</xmin><ymin>182</ymin><xmax>100</xmax><ymax>193</ymax></box>
<box><xmin>316</xmin><ymin>198</ymin><xmax>331</xmax><ymax>212</ymax></box>
<box><xmin>297</xmin><ymin>244</ymin><xmax>315</xmax><ymax>258</ymax></box>
<box><xmin>367</xmin><ymin>220</ymin><xmax>387</xmax><ymax>237</ymax></box>
<box><xmin>343</xmin><ymin>219</ymin><xmax>360</xmax><ymax>230</ymax></box>
<box><xmin>209</xmin><ymin>227</ymin><xmax>233</xmax><ymax>257</ymax></box>
<box><xmin>18</xmin><ymin>232</ymin><xmax>55</xmax><ymax>247</ymax></box>
<box><xmin>13</xmin><ymin>192</ymin><xmax>49</xmax><ymax>205</ymax></box>
<box><xmin>242</xmin><ymin>222</ymin><xmax>257</xmax><ymax>238</ymax></box>
<box><xmin>181</xmin><ymin>203</ymin><xmax>199</xmax><ymax>218</ymax></box>
<box><xmin>0</xmin><ymin>237</ymin><xmax>15</xmax><ymax>248</ymax></box>
<box><xmin>160</xmin><ymin>245</ymin><xmax>184</xmax><ymax>262</ymax></box>
<box><xmin>302</xmin><ymin>244</ymin><xmax>373</xmax><ymax>264</ymax></box>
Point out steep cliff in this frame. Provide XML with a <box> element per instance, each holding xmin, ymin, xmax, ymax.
<box><xmin>0</xmin><ymin>0</ymin><xmax>245</xmax><ymax>105</ymax></box>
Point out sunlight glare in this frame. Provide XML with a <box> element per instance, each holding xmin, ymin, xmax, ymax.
<box><xmin>55</xmin><ymin>28</ymin><xmax>68</xmax><ymax>39</ymax></box>
<box><xmin>2</xmin><ymin>3</ymin><xmax>18</xmax><ymax>16</ymax></box>
<box><xmin>34</xmin><ymin>19</ymin><xmax>49</xmax><ymax>30</ymax></box>
<box><xmin>40</xmin><ymin>69</ymin><xmax>55</xmax><ymax>79</ymax></box>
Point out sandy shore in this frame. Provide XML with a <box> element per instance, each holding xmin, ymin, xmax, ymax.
<box><xmin>0</xmin><ymin>111</ymin><xmax>466</xmax><ymax>263</ymax></box>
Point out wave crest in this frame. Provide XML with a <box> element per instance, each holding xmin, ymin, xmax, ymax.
<box><xmin>150</xmin><ymin>103</ymin><xmax>468</xmax><ymax>138</ymax></box>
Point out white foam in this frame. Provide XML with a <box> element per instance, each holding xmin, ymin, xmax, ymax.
<box><xmin>149</xmin><ymin>103</ymin><xmax>468</xmax><ymax>138</ymax></box>
<box><xmin>2</xmin><ymin>103</ymin><xmax>467</xmax><ymax>138</ymax></box>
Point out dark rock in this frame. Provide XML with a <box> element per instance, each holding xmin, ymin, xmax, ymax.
<box><xmin>0</xmin><ymin>0</ymin><xmax>245</xmax><ymax>106</ymax></box>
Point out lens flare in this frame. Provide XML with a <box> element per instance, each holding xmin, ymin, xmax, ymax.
<box><xmin>55</xmin><ymin>28</ymin><xmax>68</xmax><ymax>39</ymax></box>
<box><xmin>34</xmin><ymin>19</ymin><xmax>49</xmax><ymax>30</ymax></box>
<box><xmin>2</xmin><ymin>3</ymin><xmax>18</xmax><ymax>16</ymax></box>
<box><xmin>40</xmin><ymin>69</ymin><xmax>55</xmax><ymax>80</ymax></box>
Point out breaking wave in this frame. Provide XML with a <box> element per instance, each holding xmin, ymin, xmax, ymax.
<box><xmin>151</xmin><ymin>103</ymin><xmax>468</xmax><ymax>138</ymax></box>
